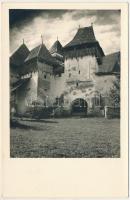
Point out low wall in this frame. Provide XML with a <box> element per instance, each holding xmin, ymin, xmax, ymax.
<box><xmin>87</xmin><ymin>106</ymin><xmax>104</xmax><ymax>117</ymax></box>
<box><xmin>104</xmin><ymin>106</ymin><xmax>120</xmax><ymax>119</ymax></box>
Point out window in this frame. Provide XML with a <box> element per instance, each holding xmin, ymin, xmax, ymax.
<box><xmin>44</xmin><ymin>74</ymin><xmax>47</xmax><ymax>79</ymax></box>
<box><xmin>92</xmin><ymin>96</ymin><xmax>101</xmax><ymax>106</ymax></box>
<box><xmin>69</xmin><ymin>73</ymin><xmax>71</xmax><ymax>77</ymax></box>
<box><xmin>76</xmin><ymin>82</ymin><xmax>79</xmax><ymax>87</ymax></box>
<box><xmin>79</xmin><ymin>70</ymin><xmax>80</xmax><ymax>74</ymax></box>
<box><xmin>95</xmin><ymin>97</ymin><xmax>100</xmax><ymax>106</ymax></box>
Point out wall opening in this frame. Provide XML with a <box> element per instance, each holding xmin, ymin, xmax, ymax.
<box><xmin>71</xmin><ymin>98</ymin><xmax>87</xmax><ymax>116</ymax></box>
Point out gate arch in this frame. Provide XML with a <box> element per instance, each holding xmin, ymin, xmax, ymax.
<box><xmin>71</xmin><ymin>98</ymin><xmax>88</xmax><ymax>116</ymax></box>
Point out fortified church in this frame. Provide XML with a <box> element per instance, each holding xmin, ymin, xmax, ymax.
<box><xmin>10</xmin><ymin>25</ymin><xmax>120</xmax><ymax>116</ymax></box>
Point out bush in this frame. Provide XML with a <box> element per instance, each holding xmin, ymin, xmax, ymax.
<box><xmin>105</xmin><ymin>106</ymin><xmax>120</xmax><ymax>119</ymax></box>
<box><xmin>54</xmin><ymin>106</ymin><xmax>71</xmax><ymax>118</ymax></box>
<box><xmin>23</xmin><ymin>106</ymin><xmax>53</xmax><ymax>119</ymax></box>
<box><xmin>87</xmin><ymin>107</ymin><xmax>104</xmax><ymax>117</ymax></box>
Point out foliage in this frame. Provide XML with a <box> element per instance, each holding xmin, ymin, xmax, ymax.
<box><xmin>54</xmin><ymin>106</ymin><xmax>71</xmax><ymax>118</ymax></box>
<box><xmin>109</xmin><ymin>75</ymin><xmax>120</xmax><ymax>107</ymax></box>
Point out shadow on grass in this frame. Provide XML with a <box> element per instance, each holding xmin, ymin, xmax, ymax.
<box><xmin>21</xmin><ymin>118</ymin><xmax>58</xmax><ymax>123</ymax></box>
<box><xmin>10</xmin><ymin>120</ymin><xmax>43</xmax><ymax>130</ymax></box>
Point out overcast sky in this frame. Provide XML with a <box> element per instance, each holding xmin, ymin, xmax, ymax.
<box><xmin>10</xmin><ymin>9</ymin><xmax>120</xmax><ymax>55</ymax></box>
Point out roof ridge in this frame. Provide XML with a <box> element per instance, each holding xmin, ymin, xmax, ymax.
<box><xmin>105</xmin><ymin>51</ymin><xmax>120</xmax><ymax>56</ymax></box>
<box><xmin>11</xmin><ymin>43</ymin><xmax>29</xmax><ymax>57</ymax></box>
<box><xmin>50</xmin><ymin>40</ymin><xmax>63</xmax><ymax>55</ymax></box>
<box><xmin>64</xmin><ymin>25</ymin><xmax>97</xmax><ymax>49</ymax></box>
<box><xmin>79</xmin><ymin>25</ymin><xmax>92</xmax><ymax>29</ymax></box>
<box><xmin>37</xmin><ymin>44</ymin><xmax>42</xmax><ymax>57</ymax></box>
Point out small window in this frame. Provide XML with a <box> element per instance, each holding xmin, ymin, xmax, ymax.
<box><xmin>76</xmin><ymin>82</ymin><xmax>78</xmax><ymax>87</ymax></box>
<box><xmin>44</xmin><ymin>74</ymin><xmax>47</xmax><ymax>79</ymax></box>
<box><xmin>69</xmin><ymin>73</ymin><xmax>71</xmax><ymax>77</ymax></box>
<box><xmin>79</xmin><ymin>70</ymin><xmax>80</xmax><ymax>74</ymax></box>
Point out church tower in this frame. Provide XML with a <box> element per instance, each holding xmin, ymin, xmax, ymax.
<box><xmin>63</xmin><ymin>25</ymin><xmax>104</xmax><ymax>114</ymax></box>
<box><xmin>50</xmin><ymin>39</ymin><xmax>64</xmax><ymax>75</ymax></box>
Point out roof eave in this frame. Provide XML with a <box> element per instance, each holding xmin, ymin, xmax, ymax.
<box><xmin>95</xmin><ymin>71</ymin><xmax>120</xmax><ymax>76</ymax></box>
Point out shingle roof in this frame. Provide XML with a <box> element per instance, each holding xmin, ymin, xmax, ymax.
<box><xmin>25</xmin><ymin>43</ymin><xmax>60</xmax><ymax>67</ymax></box>
<box><xmin>25</xmin><ymin>45</ymin><xmax>40</xmax><ymax>62</ymax></box>
<box><xmin>53</xmin><ymin>65</ymin><xmax>64</xmax><ymax>75</ymax></box>
<box><xmin>96</xmin><ymin>52</ymin><xmax>120</xmax><ymax>75</ymax></box>
<box><xmin>50</xmin><ymin>40</ymin><xmax>63</xmax><ymax>55</ymax></box>
<box><xmin>11</xmin><ymin>77</ymin><xmax>30</xmax><ymax>92</ymax></box>
<box><xmin>63</xmin><ymin>26</ymin><xmax>104</xmax><ymax>58</ymax></box>
<box><xmin>64</xmin><ymin>26</ymin><xmax>96</xmax><ymax>49</ymax></box>
<box><xmin>64</xmin><ymin>44</ymin><xmax>104</xmax><ymax>59</ymax></box>
<box><xmin>10</xmin><ymin>44</ymin><xmax>30</xmax><ymax>67</ymax></box>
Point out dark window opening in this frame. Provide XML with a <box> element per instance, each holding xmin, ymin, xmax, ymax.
<box><xmin>76</xmin><ymin>82</ymin><xmax>79</xmax><ymax>87</ymax></box>
<box><xmin>44</xmin><ymin>74</ymin><xmax>47</xmax><ymax>79</ymax></box>
<box><xmin>69</xmin><ymin>73</ymin><xmax>71</xmax><ymax>77</ymax></box>
<box><xmin>79</xmin><ymin>70</ymin><xmax>80</xmax><ymax>74</ymax></box>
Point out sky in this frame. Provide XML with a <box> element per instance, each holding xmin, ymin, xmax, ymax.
<box><xmin>10</xmin><ymin>9</ymin><xmax>121</xmax><ymax>55</ymax></box>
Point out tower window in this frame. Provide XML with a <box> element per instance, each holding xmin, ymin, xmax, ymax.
<box><xmin>79</xmin><ymin>70</ymin><xmax>80</xmax><ymax>74</ymax></box>
<box><xmin>76</xmin><ymin>82</ymin><xmax>79</xmax><ymax>87</ymax></box>
<box><xmin>44</xmin><ymin>74</ymin><xmax>47</xmax><ymax>79</ymax></box>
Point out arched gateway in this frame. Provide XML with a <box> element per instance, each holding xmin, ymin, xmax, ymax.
<box><xmin>71</xmin><ymin>98</ymin><xmax>88</xmax><ymax>116</ymax></box>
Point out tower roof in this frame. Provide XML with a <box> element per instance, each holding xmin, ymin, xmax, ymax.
<box><xmin>10</xmin><ymin>43</ymin><xmax>30</xmax><ymax>67</ymax></box>
<box><xmin>25</xmin><ymin>43</ymin><xmax>60</xmax><ymax>67</ymax></box>
<box><xmin>96</xmin><ymin>52</ymin><xmax>120</xmax><ymax>75</ymax></box>
<box><xmin>64</xmin><ymin>26</ymin><xmax>97</xmax><ymax>49</ymax></box>
<box><xmin>50</xmin><ymin>40</ymin><xmax>63</xmax><ymax>55</ymax></box>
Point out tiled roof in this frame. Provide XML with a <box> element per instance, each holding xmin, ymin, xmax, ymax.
<box><xmin>25</xmin><ymin>45</ymin><xmax>40</xmax><ymax>62</ymax></box>
<box><xmin>25</xmin><ymin>43</ymin><xmax>60</xmax><ymax>67</ymax></box>
<box><xmin>11</xmin><ymin>77</ymin><xmax>30</xmax><ymax>92</ymax></box>
<box><xmin>96</xmin><ymin>52</ymin><xmax>120</xmax><ymax>74</ymax></box>
<box><xmin>50</xmin><ymin>40</ymin><xmax>63</xmax><ymax>55</ymax></box>
<box><xmin>63</xmin><ymin>26</ymin><xmax>104</xmax><ymax>58</ymax></box>
<box><xmin>53</xmin><ymin>66</ymin><xmax>64</xmax><ymax>75</ymax></box>
<box><xmin>10</xmin><ymin>44</ymin><xmax>30</xmax><ymax>67</ymax></box>
<box><xmin>64</xmin><ymin>44</ymin><xmax>104</xmax><ymax>59</ymax></box>
<box><xmin>64</xmin><ymin>26</ymin><xmax>96</xmax><ymax>49</ymax></box>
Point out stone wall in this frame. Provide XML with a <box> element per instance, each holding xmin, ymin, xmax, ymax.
<box><xmin>49</xmin><ymin>56</ymin><xmax>97</xmax><ymax>108</ymax></box>
<box><xmin>105</xmin><ymin>106</ymin><xmax>120</xmax><ymax>118</ymax></box>
<box><xmin>59</xmin><ymin>56</ymin><xmax>99</xmax><ymax>108</ymax></box>
<box><xmin>37</xmin><ymin>61</ymin><xmax>53</xmax><ymax>105</ymax></box>
<box><xmin>64</xmin><ymin>55</ymin><xmax>97</xmax><ymax>82</ymax></box>
<box><xmin>15</xmin><ymin>55</ymin><xmax>117</xmax><ymax>114</ymax></box>
<box><xmin>16</xmin><ymin>72</ymin><xmax>38</xmax><ymax>113</ymax></box>
<box><xmin>55</xmin><ymin>55</ymin><xmax>117</xmax><ymax>109</ymax></box>
<box><xmin>50</xmin><ymin>73</ymin><xmax>66</xmax><ymax>103</ymax></box>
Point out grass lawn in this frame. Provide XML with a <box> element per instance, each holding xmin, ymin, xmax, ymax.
<box><xmin>10</xmin><ymin>117</ymin><xmax>120</xmax><ymax>158</ymax></box>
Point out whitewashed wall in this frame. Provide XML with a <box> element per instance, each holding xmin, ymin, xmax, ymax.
<box><xmin>16</xmin><ymin>71</ymin><xmax>38</xmax><ymax>113</ymax></box>
<box><xmin>54</xmin><ymin>55</ymin><xmax>117</xmax><ymax>108</ymax></box>
<box><xmin>16</xmin><ymin>55</ymin><xmax>117</xmax><ymax>113</ymax></box>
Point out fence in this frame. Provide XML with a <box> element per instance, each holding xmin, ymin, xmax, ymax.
<box><xmin>104</xmin><ymin>106</ymin><xmax>120</xmax><ymax>119</ymax></box>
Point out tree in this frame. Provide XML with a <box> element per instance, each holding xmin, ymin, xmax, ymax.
<box><xmin>109</xmin><ymin>75</ymin><xmax>120</xmax><ymax>107</ymax></box>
